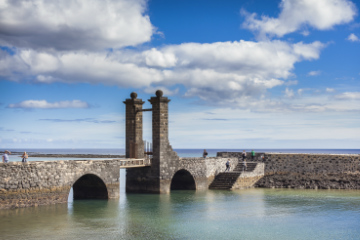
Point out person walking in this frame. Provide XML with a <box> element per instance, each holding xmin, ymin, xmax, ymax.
<box><xmin>225</xmin><ymin>159</ymin><xmax>231</xmax><ymax>172</ymax></box>
<box><xmin>203</xmin><ymin>149</ymin><xmax>208</xmax><ymax>158</ymax></box>
<box><xmin>242</xmin><ymin>150</ymin><xmax>246</xmax><ymax>160</ymax></box>
<box><xmin>21</xmin><ymin>152</ymin><xmax>28</xmax><ymax>162</ymax></box>
<box><xmin>251</xmin><ymin>149</ymin><xmax>255</xmax><ymax>160</ymax></box>
<box><xmin>241</xmin><ymin>150</ymin><xmax>247</xmax><ymax>171</ymax></box>
<box><xmin>242</xmin><ymin>157</ymin><xmax>247</xmax><ymax>172</ymax></box>
<box><xmin>2</xmin><ymin>150</ymin><xmax>11</xmax><ymax>163</ymax></box>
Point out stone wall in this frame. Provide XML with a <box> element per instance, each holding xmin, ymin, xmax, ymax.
<box><xmin>127</xmin><ymin>156</ymin><xmax>241</xmax><ymax>193</ymax></box>
<box><xmin>177</xmin><ymin>157</ymin><xmax>239</xmax><ymax>190</ymax></box>
<box><xmin>217</xmin><ymin>152</ymin><xmax>360</xmax><ymax>189</ymax></box>
<box><xmin>0</xmin><ymin>159</ymin><xmax>146</xmax><ymax>209</ymax></box>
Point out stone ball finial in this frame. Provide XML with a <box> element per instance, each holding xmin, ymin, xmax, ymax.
<box><xmin>156</xmin><ymin>90</ymin><xmax>163</xmax><ymax>98</ymax></box>
<box><xmin>130</xmin><ymin>92</ymin><xmax>137</xmax><ymax>99</ymax></box>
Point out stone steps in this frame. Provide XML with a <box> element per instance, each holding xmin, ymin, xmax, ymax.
<box><xmin>209</xmin><ymin>162</ymin><xmax>258</xmax><ymax>190</ymax></box>
<box><xmin>233</xmin><ymin>162</ymin><xmax>257</xmax><ymax>172</ymax></box>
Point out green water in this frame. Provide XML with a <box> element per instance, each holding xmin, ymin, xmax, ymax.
<box><xmin>1</xmin><ymin>189</ymin><xmax>360</xmax><ymax>240</ymax></box>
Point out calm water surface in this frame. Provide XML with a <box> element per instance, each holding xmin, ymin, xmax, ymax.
<box><xmin>1</xmin><ymin>189</ymin><xmax>360</xmax><ymax>240</ymax></box>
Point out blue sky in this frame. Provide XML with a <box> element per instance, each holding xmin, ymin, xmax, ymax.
<box><xmin>0</xmin><ymin>0</ymin><xmax>359</xmax><ymax>149</ymax></box>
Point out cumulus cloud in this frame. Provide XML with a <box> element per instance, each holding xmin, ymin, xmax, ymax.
<box><xmin>144</xmin><ymin>86</ymin><xmax>179</xmax><ymax>96</ymax></box>
<box><xmin>307</xmin><ymin>70</ymin><xmax>321</xmax><ymax>76</ymax></box>
<box><xmin>8</xmin><ymin>100</ymin><xmax>90</xmax><ymax>109</ymax></box>
<box><xmin>334</xmin><ymin>92</ymin><xmax>360</xmax><ymax>100</ymax></box>
<box><xmin>0</xmin><ymin>0</ymin><xmax>344</xmax><ymax>113</ymax></box>
<box><xmin>0</xmin><ymin>40</ymin><xmax>325</xmax><ymax>105</ymax></box>
<box><xmin>0</xmin><ymin>0</ymin><xmax>154</xmax><ymax>51</ymax></box>
<box><xmin>143</xmin><ymin>48</ymin><xmax>178</xmax><ymax>68</ymax></box>
<box><xmin>326</xmin><ymin>88</ymin><xmax>335</xmax><ymax>93</ymax></box>
<box><xmin>242</xmin><ymin>0</ymin><xmax>357</xmax><ymax>38</ymax></box>
<box><xmin>347</xmin><ymin>33</ymin><xmax>360</xmax><ymax>42</ymax></box>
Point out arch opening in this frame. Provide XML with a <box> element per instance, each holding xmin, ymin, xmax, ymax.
<box><xmin>171</xmin><ymin>169</ymin><xmax>196</xmax><ymax>190</ymax></box>
<box><xmin>73</xmin><ymin>174</ymin><xmax>108</xmax><ymax>200</ymax></box>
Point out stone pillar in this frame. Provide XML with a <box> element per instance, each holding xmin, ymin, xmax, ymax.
<box><xmin>149</xmin><ymin>90</ymin><xmax>170</xmax><ymax>163</ymax></box>
<box><xmin>149</xmin><ymin>90</ymin><xmax>179</xmax><ymax>193</ymax></box>
<box><xmin>126</xmin><ymin>90</ymin><xmax>180</xmax><ymax>193</ymax></box>
<box><xmin>123</xmin><ymin>92</ymin><xmax>145</xmax><ymax>159</ymax></box>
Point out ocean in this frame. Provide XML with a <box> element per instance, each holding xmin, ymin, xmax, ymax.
<box><xmin>4</xmin><ymin>148</ymin><xmax>360</xmax><ymax>158</ymax></box>
<box><xmin>1</xmin><ymin>148</ymin><xmax>360</xmax><ymax>240</ymax></box>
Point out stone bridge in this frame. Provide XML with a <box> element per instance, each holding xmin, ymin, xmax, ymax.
<box><xmin>1</xmin><ymin>90</ymin><xmax>266</xmax><ymax>209</ymax></box>
<box><xmin>0</xmin><ymin>159</ymin><xmax>149</xmax><ymax>209</ymax></box>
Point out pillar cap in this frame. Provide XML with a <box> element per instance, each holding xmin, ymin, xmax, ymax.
<box><xmin>155</xmin><ymin>90</ymin><xmax>163</xmax><ymax>98</ymax></box>
<box><xmin>130</xmin><ymin>92</ymin><xmax>138</xmax><ymax>99</ymax></box>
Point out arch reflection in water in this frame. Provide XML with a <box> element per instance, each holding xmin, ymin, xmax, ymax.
<box><xmin>171</xmin><ymin>169</ymin><xmax>196</xmax><ymax>190</ymax></box>
<box><xmin>72</xmin><ymin>174</ymin><xmax>108</xmax><ymax>200</ymax></box>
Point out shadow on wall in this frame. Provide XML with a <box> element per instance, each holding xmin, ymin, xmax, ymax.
<box><xmin>171</xmin><ymin>170</ymin><xmax>196</xmax><ymax>190</ymax></box>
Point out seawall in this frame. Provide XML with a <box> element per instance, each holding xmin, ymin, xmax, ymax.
<box><xmin>217</xmin><ymin>152</ymin><xmax>360</xmax><ymax>189</ymax></box>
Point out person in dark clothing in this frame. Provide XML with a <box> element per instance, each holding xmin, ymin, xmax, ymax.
<box><xmin>242</xmin><ymin>150</ymin><xmax>246</xmax><ymax>160</ymax></box>
<box><xmin>242</xmin><ymin>150</ymin><xmax>247</xmax><ymax>171</ymax></box>
<box><xmin>203</xmin><ymin>149</ymin><xmax>208</xmax><ymax>158</ymax></box>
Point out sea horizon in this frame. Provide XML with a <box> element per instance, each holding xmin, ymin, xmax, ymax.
<box><xmin>2</xmin><ymin>148</ymin><xmax>360</xmax><ymax>157</ymax></box>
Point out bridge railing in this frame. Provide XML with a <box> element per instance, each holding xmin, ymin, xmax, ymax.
<box><xmin>117</xmin><ymin>158</ymin><xmax>151</xmax><ymax>168</ymax></box>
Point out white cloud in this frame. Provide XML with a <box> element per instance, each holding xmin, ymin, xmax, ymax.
<box><xmin>144</xmin><ymin>86</ymin><xmax>179</xmax><ymax>96</ymax></box>
<box><xmin>143</xmin><ymin>48</ymin><xmax>178</xmax><ymax>68</ymax></box>
<box><xmin>307</xmin><ymin>70</ymin><xmax>321</xmax><ymax>76</ymax></box>
<box><xmin>0</xmin><ymin>40</ymin><xmax>325</xmax><ymax>106</ymax></box>
<box><xmin>0</xmin><ymin>0</ymin><xmax>341</xmax><ymax>113</ymax></box>
<box><xmin>242</xmin><ymin>0</ymin><xmax>357</xmax><ymax>38</ymax></box>
<box><xmin>347</xmin><ymin>33</ymin><xmax>360</xmax><ymax>42</ymax></box>
<box><xmin>326</xmin><ymin>88</ymin><xmax>335</xmax><ymax>93</ymax></box>
<box><xmin>0</xmin><ymin>0</ymin><xmax>154</xmax><ymax>51</ymax></box>
<box><xmin>297</xmin><ymin>88</ymin><xmax>312</xmax><ymax>95</ymax></box>
<box><xmin>284</xmin><ymin>88</ymin><xmax>295</xmax><ymax>98</ymax></box>
<box><xmin>334</xmin><ymin>92</ymin><xmax>360</xmax><ymax>100</ymax></box>
<box><xmin>8</xmin><ymin>100</ymin><xmax>90</xmax><ymax>109</ymax></box>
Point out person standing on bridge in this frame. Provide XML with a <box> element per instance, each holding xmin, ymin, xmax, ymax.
<box><xmin>251</xmin><ymin>150</ymin><xmax>255</xmax><ymax>160</ymax></box>
<box><xmin>203</xmin><ymin>149</ymin><xmax>208</xmax><ymax>158</ymax></box>
<box><xmin>242</xmin><ymin>150</ymin><xmax>246</xmax><ymax>161</ymax></box>
<box><xmin>2</xmin><ymin>150</ymin><xmax>10</xmax><ymax>163</ymax></box>
<box><xmin>21</xmin><ymin>152</ymin><xmax>28</xmax><ymax>163</ymax></box>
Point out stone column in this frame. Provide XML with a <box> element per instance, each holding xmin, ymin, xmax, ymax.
<box><xmin>149</xmin><ymin>90</ymin><xmax>170</xmax><ymax>162</ymax></box>
<box><xmin>123</xmin><ymin>92</ymin><xmax>145</xmax><ymax>159</ymax></box>
<box><xmin>149</xmin><ymin>90</ymin><xmax>179</xmax><ymax>193</ymax></box>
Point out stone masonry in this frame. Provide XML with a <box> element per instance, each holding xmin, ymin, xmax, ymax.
<box><xmin>218</xmin><ymin>152</ymin><xmax>360</xmax><ymax>189</ymax></box>
<box><xmin>123</xmin><ymin>92</ymin><xmax>145</xmax><ymax>159</ymax></box>
<box><xmin>125</xmin><ymin>91</ymin><xmax>265</xmax><ymax>193</ymax></box>
<box><xmin>0</xmin><ymin>159</ymin><xmax>148</xmax><ymax>209</ymax></box>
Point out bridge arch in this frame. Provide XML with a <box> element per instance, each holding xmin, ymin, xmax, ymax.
<box><xmin>170</xmin><ymin>169</ymin><xmax>196</xmax><ymax>190</ymax></box>
<box><xmin>72</xmin><ymin>173</ymin><xmax>108</xmax><ymax>200</ymax></box>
